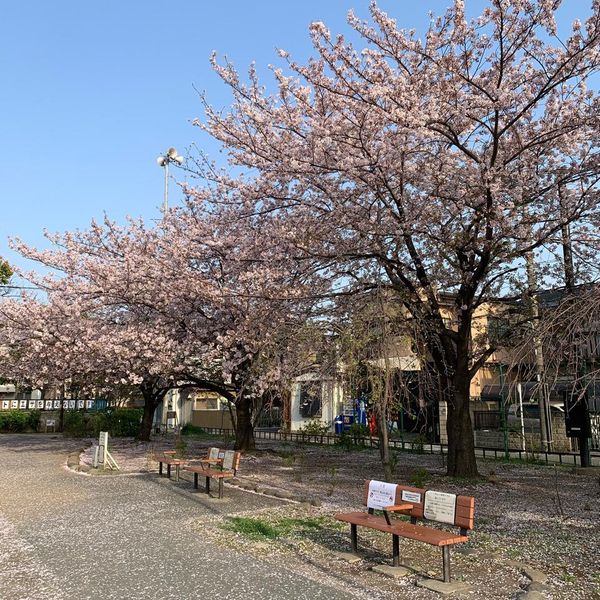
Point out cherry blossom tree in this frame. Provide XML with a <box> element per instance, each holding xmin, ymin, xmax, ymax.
<box><xmin>202</xmin><ymin>0</ymin><xmax>600</xmax><ymax>476</ymax></box>
<box><xmin>0</xmin><ymin>218</ymin><xmax>211</xmax><ymax>440</ymax></box>
<box><xmin>159</xmin><ymin>195</ymin><xmax>323</xmax><ymax>449</ymax></box>
<box><xmin>2</xmin><ymin>195</ymin><xmax>319</xmax><ymax>448</ymax></box>
<box><xmin>0</xmin><ymin>280</ymin><xmax>187</xmax><ymax>440</ymax></box>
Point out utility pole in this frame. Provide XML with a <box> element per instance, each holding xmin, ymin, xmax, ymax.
<box><xmin>559</xmin><ymin>181</ymin><xmax>591</xmax><ymax>467</ymax></box>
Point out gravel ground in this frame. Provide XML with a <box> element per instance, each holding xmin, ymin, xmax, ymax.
<box><xmin>78</xmin><ymin>434</ymin><xmax>600</xmax><ymax>599</ymax></box>
<box><xmin>0</xmin><ymin>434</ymin><xmax>354</xmax><ymax>600</ymax></box>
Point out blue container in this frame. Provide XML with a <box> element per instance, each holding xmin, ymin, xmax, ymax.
<box><xmin>342</xmin><ymin>414</ymin><xmax>355</xmax><ymax>430</ymax></box>
<box><xmin>334</xmin><ymin>417</ymin><xmax>344</xmax><ymax>435</ymax></box>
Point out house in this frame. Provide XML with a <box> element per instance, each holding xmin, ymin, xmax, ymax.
<box><xmin>285</xmin><ymin>289</ymin><xmax>600</xmax><ymax>453</ymax></box>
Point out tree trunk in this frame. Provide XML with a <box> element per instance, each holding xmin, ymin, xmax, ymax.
<box><xmin>446</xmin><ymin>377</ymin><xmax>478</xmax><ymax>478</ymax></box>
<box><xmin>376</xmin><ymin>407</ymin><xmax>393</xmax><ymax>481</ymax></box>
<box><xmin>426</xmin><ymin>307</ymin><xmax>478</xmax><ymax>478</ymax></box>
<box><xmin>233</xmin><ymin>396</ymin><xmax>255</xmax><ymax>451</ymax></box>
<box><xmin>138</xmin><ymin>379</ymin><xmax>168</xmax><ymax>442</ymax></box>
<box><xmin>139</xmin><ymin>400</ymin><xmax>160</xmax><ymax>441</ymax></box>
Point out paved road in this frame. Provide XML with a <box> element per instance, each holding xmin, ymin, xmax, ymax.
<box><xmin>0</xmin><ymin>434</ymin><xmax>349</xmax><ymax>600</ymax></box>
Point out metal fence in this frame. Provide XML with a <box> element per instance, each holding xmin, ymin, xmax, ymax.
<box><xmin>199</xmin><ymin>427</ymin><xmax>600</xmax><ymax>467</ymax></box>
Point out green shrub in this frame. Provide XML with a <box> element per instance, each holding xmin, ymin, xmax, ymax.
<box><xmin>0</xmin><ymin>410</ymin><xmax>28</xmax><ymax>432</ymax></box>
<box><xmin>181</xmin><ymin>423</ymin><xmax>205</xmax><ymax>436</ymax></box>
<box><xmin>298</xmin><ymin>420</ymin><xmax>330</xmax><ymax>435</ymax></box>
<box><xmin>63</xmin><ymin>408</ymin><xmax>142</xmax><ymax>438</ymax></box>
<box><xmin>63</xmin><ymin>411</ymin><xmax>88</xmax><ymax>437</ymax></box>
<box><xmin>26</xmin><ymin>410</ymin><xmax>41</xmax><ymax>432</ymax></box>
<box><xmin>348</xmin><ymin>422</ymin><xmax>369</xmax><ymax>441</ymax></box>
<box><xmin>0</xmin><ymin>410</ymin><xmax>44</xmax><ymax>433</ymax></box>
<box><xmin>409</xmin><ymin>468</ymin><xmax>429</xmax><ymax>488</ymax></box>
<box><xmin>105</xmin><ymin>408</ymin><xmax>142</xmax><ymax>437</ymax></box>
<box><xmin>88</xmin><ymin>412</ymin><xmax>109</xmax><ymax>436</ymax></box>
<box><xmin>413</xmin><ymin>434</ymin><xmax>426</xmax><ymax>454</ymax></box>
<box><xmin>174</xmin><ymin>434</ymin><xmax>187</xmax><ymax>458</ymax></box>
<box><xmin>335</xmin><ymin>431</ymin><xmax>356</xmax><ymax>452</ymax></box>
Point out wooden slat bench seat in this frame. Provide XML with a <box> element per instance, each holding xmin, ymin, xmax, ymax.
<box><xmin>335</xmin><ymin>512</ymin><xmax>469</xmax><ymax>546</ymax></box>
<box><xmin>183</xmin><ymin>450</ymin><xmax>241</xmax><ymax>499</ymax></box>
<box><xmin>156</xmin><ymin>454</ymin><xmax>184</xmax><ymax>481</ymax></box>
<box><xmin>335</xmin><ymin>480</ymin><xmax>475</xmax><ymax>583</ymax></box>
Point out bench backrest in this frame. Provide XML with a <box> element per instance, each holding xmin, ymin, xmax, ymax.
<box><xmin>222</xmin><ymin>450</ymin><xmax>241</xmax><ymax>473</ymax></box>
<box><xmin>363</xmin><ymin>480</ymin><xmax>475</xmax><ymax>530</ymax></box>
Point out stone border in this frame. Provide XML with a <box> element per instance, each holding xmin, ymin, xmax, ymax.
<box><xmin>227</xmin><ymin>477</ymin><xmax>322</xmax><ymax>506</ymax></box>
<box><xmin>66</xmin><ymin>447</ymin><xmax>323</xmax><ymax>507</ymax></box>
<box><xmin>66</xmin><ymin>449</ymin><xmax>87</xmax><ymax>472</ymax></box>
<box><xmin>507</xmin><ymin>561</ymin><xmax>552</xmax><ymax>598</ymax></box>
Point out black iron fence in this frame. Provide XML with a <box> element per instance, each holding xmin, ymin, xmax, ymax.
<box><xmin>198</xmin><ymin>427</ymin><xmax>600</xmax><ymax>467</ymax></box>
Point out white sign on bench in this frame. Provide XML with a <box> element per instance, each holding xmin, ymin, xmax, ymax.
<box><xmin>367</xmin><ymin>480</ymin><xmax>398</xmax><ymax>510</ymax></box>
<box><xmin>423</xmin><ymin>490</ymin><xmax>457</xmax><ymax>525</ymax></box>
<box><xmin>401</xmin><ymin>490</ymin><xmax>422</xmax><ymax>504</ymax></box>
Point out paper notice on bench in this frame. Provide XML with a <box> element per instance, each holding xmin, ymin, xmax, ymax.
<box><xmin>423</xmin><ymin>491</ymin><xmax>456</xmax><ymax>525</ymax></box>
<box><xmin>367</xmin><ymin>480</ymin><xmax>397</xmax><ymax>510</ymax></box>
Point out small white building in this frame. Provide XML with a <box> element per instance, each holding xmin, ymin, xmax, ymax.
<box><xmin>289</xmin><ymin>372</ymin><xmax>344</xmax><ymax>432</ymax></box>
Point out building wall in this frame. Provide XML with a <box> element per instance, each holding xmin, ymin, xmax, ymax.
<box><xmin>475</xmin><ymin>416</ymin><xmax>572</xmax><ymax>452</ymax></box>
<box><xmin>191</xmin><ymin>409</ymin><xmax>234</xmax><ymax>430</ymax></box>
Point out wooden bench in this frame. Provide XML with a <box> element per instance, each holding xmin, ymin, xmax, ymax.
<box><xmin>335</xmin><ymin>480</ymin><xmax>475</xmax><ymax>583</ymax></box>
<box><xmin>156</xmin><ymin>453</ymin><xmax>184</xmax><ymax>482</ymax></box>
<box><xmin>183</xmin><ymin>449</ymin><xmax>241</xmax><ymax>499</ymax></box>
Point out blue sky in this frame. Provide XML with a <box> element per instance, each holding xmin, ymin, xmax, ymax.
<box><xmin>0</xmin><ymin>1</ymin><xmax>588</xmax><ymax>274</ymax></box>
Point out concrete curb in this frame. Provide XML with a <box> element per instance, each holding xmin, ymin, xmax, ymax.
<box><xmin>65</xmin><ymin>449</ymin><xmax>323</xmax><ymax>507</ymax></box>
<box><xmin>228</xmin><ymin>477</ymin><xmax>322</xmax><ymax>507</ymax></box>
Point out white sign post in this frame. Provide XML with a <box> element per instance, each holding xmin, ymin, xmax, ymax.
<box><xmin>97</xmin><ymin>431</ymin><xmax>120</xmax><ymax>471</ymax></box>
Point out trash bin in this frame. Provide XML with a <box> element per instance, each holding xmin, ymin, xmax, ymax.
<box><xmin>334</xmin><ymin>417</ymin><xmax>344</xmax><ymax>435</ymax></box>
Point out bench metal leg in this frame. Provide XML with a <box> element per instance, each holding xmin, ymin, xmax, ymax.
<box><xmin>392</xmin><ymin>534</ymin><xmax>400</xmax><ymax>567</ymax></box>
<box><xmin>350</xmin><ymin>524</ymin><xmax>358</xmax><ymax>554</ymax></box>
<box><xmin>167</xmin><ymin>464</ymin><xmax>171</xmax><ymax>478</ymax></box>
<box><xmin>218</xmin><ymin>478</ymin><xmax>224</xmax><ymax>499</ymax></box>
<box><xmin>175</xmin><ymin>464</ymin><xmax>179</xmax><ymax>482</ymax></box>
<box><xmin>159</xmin><ymin>462</ymin><xmax>163</xmax><ymax>476</ymax></box>
<box><xmin>194</xmin><ymin>473</ymin><xmax>198</xmax><ymax>489</ymax></box>
<box><xmin>205</xmin><ymin>476</ymin><xmax>211</xmax><ymax>495</ymax></box>
<box><xmin>442</xmin><ymin>546</ymin><xmax>451</xmax><ymax>583</ymax></box>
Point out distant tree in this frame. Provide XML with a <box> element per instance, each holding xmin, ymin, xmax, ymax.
<box><xmin>0</xmin><ymin>259</ymin><xmax>12</xmax><ymax>292</ymax></box>
<box><xmin>204</xmin><ymin>0</ymin><xmax>600</xmax><ymax>476</ymax></box>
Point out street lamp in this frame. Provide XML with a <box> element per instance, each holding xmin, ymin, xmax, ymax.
<box><xmin>156</xmin><ymin>147</ymin><xmax>184</xmax><ymax>213</ymax></box>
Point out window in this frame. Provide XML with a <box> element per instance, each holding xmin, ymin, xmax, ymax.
<box><xmin>299</xmin><ymin>382</ymin><xmax>321</xmax><ymax>418</ymax></box>
<box><xmin>488</xmin><ymin>316</ymin><xmax>510</xmax><ymax>342</ymax></box>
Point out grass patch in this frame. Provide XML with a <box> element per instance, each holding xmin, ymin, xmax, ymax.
<box><xmin>223</xmin><ymin>517</ymin><xmax>280</xmax><ymax>539</ymax></box>
<box><xmin>222</xmin><ymin>516</ymin><xmax>332</xmax><ymax>540</ymax></box>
